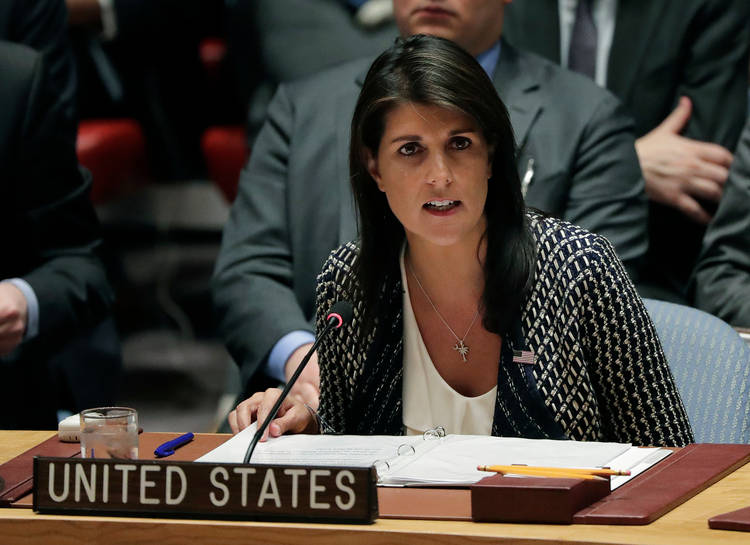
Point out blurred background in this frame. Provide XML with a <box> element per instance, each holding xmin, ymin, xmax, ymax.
<box><xmin>63</xmin><ymin>0</ymin><xmax>750</xmax><ymax>433</ymax></box>
<box><xmin>68</xmin><ymin>0</ymin><xmax>397</xmax><ymax>432</ymax></box>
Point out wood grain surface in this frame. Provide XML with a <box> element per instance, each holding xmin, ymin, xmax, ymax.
<box><xmin>2</xmin><ymin>430</ymin><xmax>750</xmax><ymax>545</ymax></box>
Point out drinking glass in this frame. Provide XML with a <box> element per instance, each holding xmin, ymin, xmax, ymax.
<box><xmin>80</xmin><ymin>407</ymin><xmax>139</xmax><ymax>459</ymax></box>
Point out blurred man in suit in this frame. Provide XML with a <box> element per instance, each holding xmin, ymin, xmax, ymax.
<box><xmin>0</xmin><ymin>0</ymin><xmax>78</xmax><ymax>134</ymax></box>
<box><xmin>213</xmin><ymin>0</ymin><xmax>646</xmax><ymax>408</ymax></box>
<box><xmin>243</xmin><ymin>0</ymin><xmax>398</xmax><ymax>142</ymax></box>
<box><xmin>0</xmin><ymin>41</ymin><xmax>115</xmax><ymax>428</ymax></box>
<box><xmin>691</xmin><ymin>116</ymin><xmax>750</xmax><ymax>327</ymax></box>
<box><xmin>503</xmin><ymin>0</ymin><xmax>750</xmax><ymax>301</ymax></box>
<box><xmin>66</xmin><ymin>0</ymin><xmax>222</xmax><ymax>179</ymax></box>
<box><xmin>1</xmin><ymin>0</ymin><xmax>121</xmax><ymax>428</ymax></box>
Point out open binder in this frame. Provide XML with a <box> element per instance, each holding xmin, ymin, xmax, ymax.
<box><xmin>197</xmin><ymin>424</ymin><xmax>665</xmax><ymax>489</ymax></box>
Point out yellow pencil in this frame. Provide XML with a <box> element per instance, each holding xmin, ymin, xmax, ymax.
<box><xmin>477</xmin><ymin>467</ymin><xmax>605</xmax><ymax>480</ymax></box>
<box><xmin>477</xmin><ymin>464</ymin><xmax>629</xmax><ymax>477</ymax></box>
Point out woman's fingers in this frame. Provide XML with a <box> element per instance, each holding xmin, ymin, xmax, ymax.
<box><xmin>268</xmin><ymin>404</ymin><xmax>316</xmax><ymax>438</ymax></box>
<box><xmin>230</xmin><ymin>389</ymin><xmax>278</xmax><ymax>433</ymax></box>
<box><xmin>228</xmin><ymin>388</ymin><xmax>316</xmax><ymax>438</ymax></box>
<box><xmin>254</xmin><ymin>388</ymin><xmax>285</xmax><ymax>441</ymax></box>
<box><xmin>228</xmin><ymin>409</ymin><xmax>239</xmax><ymax>434</ymax></box>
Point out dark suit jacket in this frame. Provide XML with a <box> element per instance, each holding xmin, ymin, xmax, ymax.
<box><xmin>692</xmin><ymin>116</ymin><xmax>750</xmax><ymax>327</ymax></box>
<box><xmin>315</xmin><ymin>217</ymin><xmax>693</xmax><ymax>447</ymax></box>
<box><xmin>0</xmin><ymin>0</ymin><xmax>77</xmax><ymax>138</ymax></box>
<box><xmin>212</xmin><ymin>41</ymin><xmax>646</xmax><ymax>395</ymax></box>
<box><xmin>245</xmin><ymin>0</ymin><xmax>398</xmax><ymax>141</ymax></box>
<box><xmin>503</xmin><ymin>0</ymin><xmax>750</xmax><ymax>300</ymax></box>
<box><xmin>0</xmin><ymin>42</ymin><xmax>114</xmax><ymax>428</ymax></box>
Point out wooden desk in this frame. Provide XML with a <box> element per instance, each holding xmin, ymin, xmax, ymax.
<box><xmin>2</xmin><ymin>430</ymin><xmax>749</xmax><ymax>545</ymax></box>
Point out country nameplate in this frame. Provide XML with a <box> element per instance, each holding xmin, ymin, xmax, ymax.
<box><xmin>33</xmin><ymin>457</ymin><xmax>377</xmax><ymax>523</ymax></box>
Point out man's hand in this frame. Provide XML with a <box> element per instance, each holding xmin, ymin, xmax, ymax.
<box><xmin>0</xmin><ymin>283</ymin><xmax>28</xmax><ymax>356</ymax></box>
<box><xmin>284</xmin><ymin>343</ymin><xmax>320</xmax><ymax>409</ymax></box>
<box><xmin>635</xmin><ymin>96</ymin><xmax>733</xmax><ymax>224</ymax></box>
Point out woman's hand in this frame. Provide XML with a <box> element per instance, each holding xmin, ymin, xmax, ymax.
<box><xmin>228</xmin><ymin>388</ymin><xmax>318</xmax><ymax>439</ymax></box>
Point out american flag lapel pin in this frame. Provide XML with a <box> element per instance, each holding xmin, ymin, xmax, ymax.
<box><xmin>513</xmin><ymin>350</ymin><xmax>536</xmax><ymax>365</ymax></box>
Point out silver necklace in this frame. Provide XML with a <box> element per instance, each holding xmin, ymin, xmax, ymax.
<box><xmin>407</xmin><ymin>260</ymin><xmax>480</xmax><ymax>363</ymax></box>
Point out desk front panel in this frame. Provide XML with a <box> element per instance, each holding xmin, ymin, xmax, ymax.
<box><xmin>2</xmin><ymin>430</ymin><xmax>749</xmax><ymax>545</ymax></box>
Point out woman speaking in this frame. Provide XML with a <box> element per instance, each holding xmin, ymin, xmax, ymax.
<box><xmin>231</xmin><ymin>35</ymin><xmax>693</xmax><ymax>447</ymax></box>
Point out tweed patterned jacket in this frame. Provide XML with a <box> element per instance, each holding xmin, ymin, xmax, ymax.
<box><xmin>315</xmin><ymin>214</ymin><xmax>694</xmax><ymax>447</ymax></box>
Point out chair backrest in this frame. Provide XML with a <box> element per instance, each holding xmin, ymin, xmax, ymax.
<box><xmin>643</xmin><ymin>298</ymin><xmax>750</xmax><ymax>443</ymax></box>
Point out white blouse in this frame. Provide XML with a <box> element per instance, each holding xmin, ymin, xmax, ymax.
<box><xmin>399</xmin><ymin>248</ymin><xmax>496</xmax><ymax>436</ymax></box>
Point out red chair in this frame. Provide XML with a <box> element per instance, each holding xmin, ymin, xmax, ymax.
<box><xmin>198</xmin><ymin>38</ymin><xmax>248</xmax><ymax>203</ymax></box>
<box><xmin>201</xmin><ymin>125</ymin><xmax>247</xmax><ymax>202</ymax></box>
<box><xmin>199</xmin><ymin>37</ymin><xmax>226</xmax><ymax>80</ymax></box>
<box><xmin>76</xmin><ymin>119</ymin><xmax>149</xmax><ymax>205</ymax></box>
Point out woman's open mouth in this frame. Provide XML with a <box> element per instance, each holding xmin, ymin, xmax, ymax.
<box><xmin>424</xmin><ymin>199</ymin><xmax>460</xmax><ymax>214</ymax></box>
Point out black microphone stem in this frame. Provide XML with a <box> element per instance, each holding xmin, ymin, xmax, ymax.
<box><xmin>243</xmin><ymin>319</ymin><xmax>335</xmax><ymax>464</ymax></box>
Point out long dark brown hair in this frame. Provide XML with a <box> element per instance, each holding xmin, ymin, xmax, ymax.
<box><xmin>349</xmin><ymin>34</ymin><xmax>535</xmax><ymax>336</ymax></box>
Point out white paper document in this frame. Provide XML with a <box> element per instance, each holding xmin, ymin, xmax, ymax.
<box><xmin>197</xmin><ymin>425</ymin><xmax>668</xmax><ymax>490</ymax></box>
<box><xmin>197</xmin><ymin>423</ymin><xmax>411</xmax><ymax>467</ymax></box>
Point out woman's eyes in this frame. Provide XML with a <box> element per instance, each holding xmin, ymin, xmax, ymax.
<box><xmin>398</xmin><ymin>142</ymin><xmax>420</xmax><ymax>156</ymax></box>
<box><xmin>450</xmin><ymin>136</ymin><xmax>471</xmax><ymax>150</ymax></box>
<box><xmin>397</xmin><ymin>137</ymin><xmax>472</xmax><ymax>156</ymax></box>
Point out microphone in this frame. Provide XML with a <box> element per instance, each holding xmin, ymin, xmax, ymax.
<box><xmin>243</xmin><ymin>301</ymin><xmax>353</xmax><ymax>463</ymax></box>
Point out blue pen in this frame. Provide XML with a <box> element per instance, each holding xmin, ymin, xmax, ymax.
<box><xmin>154</xmin><ymin>432</ymin><xmax>194</xmax><ymax>458</ymax></box>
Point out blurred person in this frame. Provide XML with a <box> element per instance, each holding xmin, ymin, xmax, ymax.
<box><xmin>66</xmin><ymin>0</ymin><xmax>223</xmax><ymax>179</ymax></box>
<box><xmin>213</xmin><ymin>0</ymin><xmax>646</xmax><ymax>412</ymax></box>
<box><xmin>230</xmin><ymin>36</ymin><xmax>693</xmax><ymax>448</ymax></box>
<box><xmin>1</xmin><ymin>0</ymin><xmax>121</xmax><ymax>426</ymax></box>
<box><xmin>0</xmin><ymin>0</ymin><xmax>78</xmax><ymax>134</ymax></box>
<box><xmin>503</xmin><ymin>0</ymin><xmax>750</xmax><ymax>302</ymax></box>
<box><xmin>241</xmin><ymin>0</ymin><xmax>398</xmax><ymax>143</ymax></box>
<box><xmin>691</xmin><ymin>116</ymin><xmax>750</xmax><ymax>327</ymax></box>
<box><xmin>0</xmin><ymin>41</ymin><xmax>115</xmax><ymax>428</ymax></box>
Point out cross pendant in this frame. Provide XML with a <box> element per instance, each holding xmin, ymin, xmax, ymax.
<box><xmin>453</xmin><ymin>340</ymin><xmax>469</xmax><ymax>362</ymax></box>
